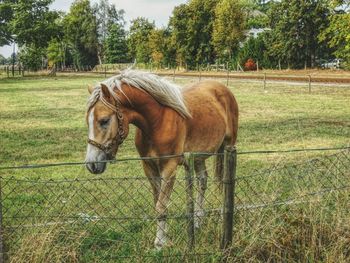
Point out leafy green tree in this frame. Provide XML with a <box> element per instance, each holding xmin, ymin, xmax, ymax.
<box><xmin>0</xmin><ymin>0</ymin><xmax>15</xmax><ymax>46</ymax></box>
<box><xmin>0</xmin><ymin>54</ymin><xmax>7</xmax><ymax>64</ymax></box>
<box><xmin>103</xmin><ymin>3</ymin><xmax>128</xmax><ymax>63</ymax></box>
<box><xmin>104</xmin><ymin>23</ymin><xmax>128</xmax><ymax>63</ymax></box>
<box><xmin>63</xmin><ymin>0</ymin><xmax>98</xmax><ymax>67</ymax></box>
<box><xmin>10</xmin><ymin>0</ymin><xmax>60</xmax><ymax>48</ymax></box>
<box><xmin>319</xmin><ymin>0</ymin><xmax>350</xmax><ymax>67</ymax></box>
<box><xmin>169</xmin><ymin>0</ymin><xmax>218</xmax><ymax>68</ymax></box>
<box><xmin>267</xmin><ymin>0</ymin><xmax>331</xmax><ymax>68</ymax></box>
<box><xmin>19</xmin><ymin>44</ymin><xmax>45</xmax><ymax>70</ymax></box>
<box><xmin>128</xmin><ymin>17</ymin><xmax>155</xmax><ymax>63</ymax></box>
<box><xmin>168</xmin><ymin>4</ymin><xmax>191</xmax><ymax>67</ymax></box>
<box><xmin>47</xmin><ymin>38</ymin><xmax>65</xmax><ymax>68</ymax></box>
<box><xmin>213</xmin><ymin>0</ymin><xmax>246</xmax><ymax>61</ymax></box>
<box><xmin>148</xmin><ymin>28</ymin><xmax>173</xmax><ymax>67</ymax></box>
<box><xmin>186</xmin><ymin>0</ymin><xmax>217</xmax><ymax>67</ymax></box>
<box><xmin>94</xmin><ymin>0</ymin><xmax>126</xmax><ymax>63</ymax></box>
<box><xmin>237</xmin><ymin>33</ymin><xmax>276</xmax><ymax>68</ymax></box>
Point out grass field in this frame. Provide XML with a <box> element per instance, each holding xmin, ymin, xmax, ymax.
<box><xmin>0</xmin><ymin>74</ymin><xmax>349</xmax><ymax>262</ymax></box>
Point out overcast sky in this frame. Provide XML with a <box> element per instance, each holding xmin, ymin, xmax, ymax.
<box><xmin>0</xmin><ymin>0</ymin><xmax>187</xmax><ymax>58</ymax></box>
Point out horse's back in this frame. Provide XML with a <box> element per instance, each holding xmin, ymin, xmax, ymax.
<box><xmin>182</xmin><ymin>80</ymin><xmax>238</xmax><ymax>152</ymax></box>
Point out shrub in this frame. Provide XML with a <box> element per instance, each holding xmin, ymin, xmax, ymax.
<box><xmin>244</xmin><ymin>58</ymin><xmax>257</xmax><ymax>71</ymax></box>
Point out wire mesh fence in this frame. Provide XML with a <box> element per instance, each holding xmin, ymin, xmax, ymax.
<box><xmin>0</xmin><ymin>147</ymin><xmax>349</xmax><ymax>262</ymax></box>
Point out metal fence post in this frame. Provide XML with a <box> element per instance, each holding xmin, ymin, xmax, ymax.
<box><xmin>184</xmin><ymin>152</ymin><xmax>195</xmax><ymax>250</ymax></box>
<box><xmin>221</xmin><ymin>146</ymin><xmax>236</xmax><ymax>251</ymax></box>
<box><xmin>0</xmin><ymin>177</ymin><xmax>4</xmax><ymax>263</ymax></box>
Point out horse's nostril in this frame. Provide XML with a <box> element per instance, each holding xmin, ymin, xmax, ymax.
<box><xmin>86</xmin><ymin>162</ymin><xmax>96</xmax><ymax>173</ymax></box>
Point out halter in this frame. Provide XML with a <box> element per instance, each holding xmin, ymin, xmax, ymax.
<box><xmin>87</xmin><ymin>94</ymin><xmax>126</xmax><ymax>159</ymax></box>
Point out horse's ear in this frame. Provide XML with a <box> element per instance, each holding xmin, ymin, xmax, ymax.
<box><xmin>88</xmin><ymin>85</ymin><xmax>95</xmax><ymax>94</ymax></box>
<box><xmin>100</xmin><ymin>83</ymin><xmax>111</xmax><ymax>99</ymax></box>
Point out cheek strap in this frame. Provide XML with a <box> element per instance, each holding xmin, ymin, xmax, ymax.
<box><xmin>87</xmin><ymin>94</ymin><xmax>126</xmax><ymax>158</ymax></box>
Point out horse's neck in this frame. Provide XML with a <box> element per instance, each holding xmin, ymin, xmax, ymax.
<box><xmin>118</xmin><ymin>85</ymin><xmax>164</xmax><ymax>135</ymax></box>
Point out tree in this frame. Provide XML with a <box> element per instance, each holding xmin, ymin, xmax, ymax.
<box><xmin>319</xmin><ymin>0</ymin><xmax>350</xmax><ymax>67</ymax></box>
<box><xmin>104</xmin><ymin>23</ymin><xmax>128</xmax><ymax>63</ymax></box>
<box><xmin>267</xmin><ymin>0</ymin><xmax>331</xmax><ymax>68</ymax></box>
<box><xmin>213</xmin><ymin>0</ymin><xmax>246</xmax><ymax>61</ymax></box>
<box><xmin>128</xmin><ymin>17</ymin><xmax>155</xmax><ymax>63</ymax></box>
<box><xmin>148</xmin><ymin>28</ymin><xmax>170</xmax><ymax>67</ymax></box>
<box><xmin>10</xmin><ymin>0</ymin><xmax>60</xmax><ymax>48</ymax></box>
<box><xmin>63</xmin><ymin>0</ymin><xmax>98</xmax><ymax>67</ymax></box>
<box><xmin>47</xmin><ymin>38</ymin><xmax>65</xmax><ymax>68</ymax></box>
<box><xmin>94</xmin><ymin>0</ymin><xmax>126</xmax><ymax>64</ymax></box>
<box><xmin>0</xmin><ymin>54</ymin><xmax>7</xmax><ymax>65</ymax></box>
<box><xmin>237</xmin><ymin>33</ymin><xmax>276</xmax><ymax>69</ymax></box>
<box><xmin>0</xmin><ymin>0</ymin><xmax>15</xmax><ymax>46</ymax></box>
<box><xmin>186</xmin><ymin>0</ymin><xmax>217</xmax><ymax>67</ymax></box>
<box><xmin>19</xmin><ymin>44</ymin><xmax>45</xmax><ymax>70</ymax></box>
<box><xmin>169</xmin><ymin>0</ymin><xmax>218</xmax><ymax>68</ymax></box>
<box><xmin>169</xmin><ymin>4</ymin><xmax>191</xmax><ymax>67</ymax></box>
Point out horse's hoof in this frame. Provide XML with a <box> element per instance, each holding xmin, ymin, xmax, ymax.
<box><xmin>194</xmin><ymin>210</ymin><xmax>205</xmax><ymax>228</ymax></box>
<box><xmin>194</xmin><ymin>220</ymin><xmax>201</xmax><ymax>229</ymax></box>
<box><xmin>154</xmin><ymin>237</ymin><xmax>166</xmax><ymax>250</ymax></box>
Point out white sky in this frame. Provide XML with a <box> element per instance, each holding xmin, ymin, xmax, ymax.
<box><xmin>0</xmin><ymin>0</ymin><xmax>187</xmax><ymax>58</ymax></box>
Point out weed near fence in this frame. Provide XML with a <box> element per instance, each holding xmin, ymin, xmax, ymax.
<box><xmin>0</xmin><ymin>147</ymin><xmax>349</xmax><ymax>262</ymax></box>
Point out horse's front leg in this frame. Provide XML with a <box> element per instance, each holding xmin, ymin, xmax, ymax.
<box><xmin>154</xmin><ymin>159</ymin><xmax>178</xmax><ymax>250</ymax></box>
<box><xmin>142</xmin><ymin>160</ymin><xmax>161</xmax><ymax>205</ymax></box>
<box><xmin>194</xmin><ymin>160</ymin><xmax>208</xmax><ymax>228</ymax></box>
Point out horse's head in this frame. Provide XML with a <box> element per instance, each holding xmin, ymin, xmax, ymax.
<box><xmin>85</xmin><ymin>83</ymin><xmax>127</xmax><ymax>174</ymax></box>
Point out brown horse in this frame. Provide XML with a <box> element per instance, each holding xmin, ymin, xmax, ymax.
<box><xmin>85</xmin><ymin>70</ymin><xmax>238</xmax><ymax>249</ymax></box>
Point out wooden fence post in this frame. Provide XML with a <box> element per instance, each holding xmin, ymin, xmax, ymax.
<box><xmin>173</xmin><ymin>67</ymin><xmax>176</xmax><ymax>81</ymax></box>
<box><xmin>308</xmin><ymin>75</ymin><xmax>312</xmax><ymax>93</ymax></box>
<box><xmin>221</xmin><ymin>146</ymin><xmax>237</xmax><ymax>251</ymax></box>
<box><xmin>263</xmin><ymin>73</ymin><xmax>267</xmax><ymax>90</ymax></box>
<box><xmin>0</xmin><ymin>177</ymin><xmax>4</xmax><ymax>263</ymax></box>
<box><xmin>199</xmin><ymin>66</ymin><xmax>202</xmax><ymax>81</ymax></box>
<box><xmin>104</xmin><ymin>66</ymin><xmax>107</xmax><ymax>78</ymax></box>
<box><xmin>184</xmin><ymin>152</ymin><xmax>195</xmax><ymax>250</ymax></box>
<box><xmin>226</xmin><ymin>65</ymin><xmax>230</xmax><ymax>87</ymax></box>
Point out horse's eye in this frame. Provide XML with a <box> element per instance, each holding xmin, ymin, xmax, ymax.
<box><xmin>99</xmin><ymin>118</ymin><xmax>110</xmax><ymax>128</ymax></box>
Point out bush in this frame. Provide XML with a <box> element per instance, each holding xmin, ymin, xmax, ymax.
<box><xmin>244</xmin><ymin>58</ymin><xmax>257</xmax><ymax>71</ymax></box>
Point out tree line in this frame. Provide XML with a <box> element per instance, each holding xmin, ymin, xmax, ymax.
<box><xmin>0</xmin><ymin>0</ymin><xmax>349</xmax><ymax>70</ymax></box>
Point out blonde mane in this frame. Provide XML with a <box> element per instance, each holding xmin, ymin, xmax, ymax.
<box><xmin>87</xmin><ymin>70</ymin><xmax>191</xmax><ymax>118</ymax></box>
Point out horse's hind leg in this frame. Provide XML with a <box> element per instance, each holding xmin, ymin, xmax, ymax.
<box><xmin>215</xmin><ymin>143</ymin><xmax>225</xmax><ymax>188</ymax></box>
<box><xmin>194</xmin><ymin>160</ymin><xmax>208</xmax><ymax>228</ymax></box>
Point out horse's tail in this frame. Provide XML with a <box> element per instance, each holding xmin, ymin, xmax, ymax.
<box><xmin>215</xmin><ymin>143</ymin><xmax>225</xmax><ymax>188</ymax></box>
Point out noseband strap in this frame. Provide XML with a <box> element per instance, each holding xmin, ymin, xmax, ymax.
<box><xmin>87</xmin><ymin>94</ymin><xmax>126</xmax><ymax>157</ymax></box>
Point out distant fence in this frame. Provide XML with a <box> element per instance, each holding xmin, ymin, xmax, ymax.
<box><xmin>0</xmin><ymin>146</ymin><xmax>349</xmax><ymax>262</ymax></box>
<box><xmin>2</xmin><ymin>64</ymin><xmax>350</xmax><ymax>91</ymax></box>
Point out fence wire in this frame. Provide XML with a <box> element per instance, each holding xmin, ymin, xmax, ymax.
<box><xmin>0</xmin><ymin>148</ymin><xmax>349</xmax><ymax>262</ymax></box>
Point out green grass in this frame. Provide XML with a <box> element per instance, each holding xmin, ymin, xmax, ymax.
<box><xmin>0</xmin><ymin>75</ymin><xmax>349</xmax><ymax>262</ymax></box>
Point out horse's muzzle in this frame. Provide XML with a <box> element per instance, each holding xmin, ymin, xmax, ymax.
<box><xmin>86</xmin><ymin>161</ymin><xmax>106</xmax><ymax>174</ymax></box>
